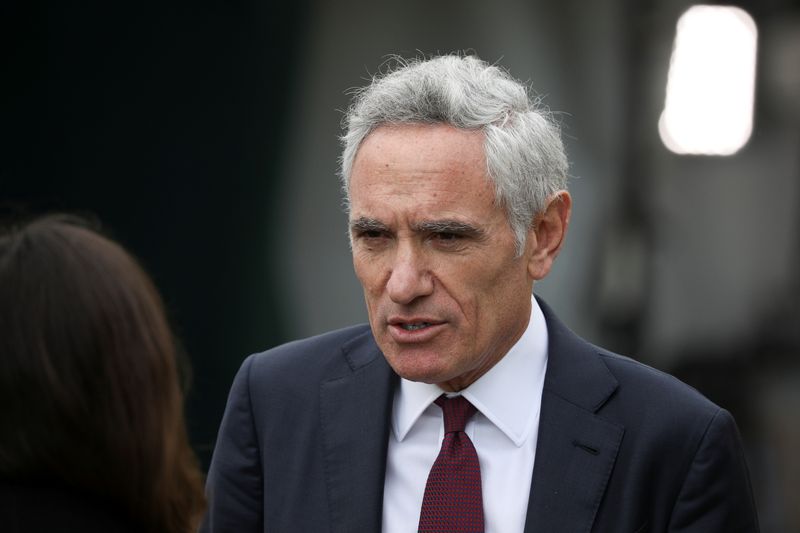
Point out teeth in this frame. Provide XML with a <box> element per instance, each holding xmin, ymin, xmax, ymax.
<box><xmin>402</xmin><ymin>322</ymin><xmax>431</xmax><ymax>331</ymax></box>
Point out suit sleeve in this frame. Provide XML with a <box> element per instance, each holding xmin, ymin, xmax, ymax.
<box><xmin>201</xmin><ymin>355</ymin><xmax>264</xmax><ymax>533</ymax></box>
<box><xmin>668</xmin><ymin>408</ymin><xmax>759</xmax><ymax>532</ymax></box>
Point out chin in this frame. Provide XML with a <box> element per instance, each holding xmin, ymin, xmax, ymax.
<box><xmin>384</xmin><ymin>352</ymin><xmax>451</xmax><ymax>385</ymax></box>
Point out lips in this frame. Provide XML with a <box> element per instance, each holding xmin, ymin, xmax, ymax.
<box><xmin>387</xmin><ymin>317</ymin><xmax>445</xmax><ymax>342</ymax></box>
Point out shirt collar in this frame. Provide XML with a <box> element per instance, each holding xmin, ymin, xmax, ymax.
<box><xmin>391</xmin><ymin>295</ymin><xmax>549</xmax><ymax>447</ymax></box>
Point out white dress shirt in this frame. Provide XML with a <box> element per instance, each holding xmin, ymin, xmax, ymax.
<box><xmin>382</xmin><ymin>296</ymin><xmax>549</xmax><ymax>533</ymax></box>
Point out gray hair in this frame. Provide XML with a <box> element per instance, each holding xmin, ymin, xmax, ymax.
<box><xmin>339</xmin><ymin>54</ymin><xmax>569</xmax><ymax>255</ymax></box>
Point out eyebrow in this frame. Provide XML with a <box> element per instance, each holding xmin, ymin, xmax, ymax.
<box><xmin>350</xmin><ymin>217</ymin><xmax>487</xmax><ymax>239</ymax></box>
<box><xmin>349</xmin><ymin>217</ymin><xmax>389</xmax><ymax>233</ymax></box>
<box><xmin>413</xmin><ymin>220</ymin><xmax>486</xmax><ymax>239</ymax></box>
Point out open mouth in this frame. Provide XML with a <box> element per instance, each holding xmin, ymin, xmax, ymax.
<box><xmin>387</xmin><ymin>319</ymin><xmax>444</xmax><ymax>342</ymax></box>
<box><xmin>400</xmin><ymin>322</ymin><xmax>432</xmax><ymax>331</ymax></box>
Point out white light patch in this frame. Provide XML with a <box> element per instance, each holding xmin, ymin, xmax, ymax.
<box><xmin>659</xmin><ymin>5</ymin><xmax>758</xmax><ymax>155</ymax></box>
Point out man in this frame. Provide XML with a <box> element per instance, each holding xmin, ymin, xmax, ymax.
<box><xmin>203</xmin><ymin>55</ymin><xmax>759</xmax><ymax>532</ymax></box>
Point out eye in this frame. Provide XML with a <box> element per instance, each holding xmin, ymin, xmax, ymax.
<box><xmin>430</xmin><ymin>231</ymin><xmax>467</xmax><ymax>250</ymax></box>
<box><xmin>353</xmin><ymin>228</ymin><xmax>391</xmax><ymax>250</ymax></box>
<box><xmin>362</xmin><ymin>230</ymin><xmax>385</xmax><ymax>239</ymax></box>
<box><xmin>356</xmin><ymin>229</ymin><xmax>387</xmax><ymax>241</ymax></box>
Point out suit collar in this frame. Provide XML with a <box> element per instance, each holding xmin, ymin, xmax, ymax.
<box><xmin>320</xmin><ymin>329</ymin><xmax>397</xmax><ymax>533</ymax></box>
<box><xmin>537</xmin><ymin>297</ymin><xmax>619</xmax><ymax>412</ymax></box>
<box><xmin>524</xmin><ymin>297</ymin><xmax>624</xmax><ymax>532</ymax></box>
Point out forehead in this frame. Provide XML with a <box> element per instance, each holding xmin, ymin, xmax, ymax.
<box><xmin>348</xmin><ymin>124</ymin><xmax>497</xmax><ymax>218</ymax></box>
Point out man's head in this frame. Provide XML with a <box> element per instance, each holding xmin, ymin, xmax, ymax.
<box><xmin>342</xmin><ymin>55</ymin><xmax>571</xmax><ymax>391</ymax></box>
<box><xmin>341</xmin><ymin>54</ymin><xmax>569</xmax><ymax>254</ymax></box>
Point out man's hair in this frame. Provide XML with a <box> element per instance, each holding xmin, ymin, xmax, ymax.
<box><xmin>340</xmin><ymin>54</ymin><xmax>569</xmax><ymax>254</ymax></box>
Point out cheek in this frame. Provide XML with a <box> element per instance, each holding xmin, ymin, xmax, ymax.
<box><xmin>437</xmin><ymin>265</ymin><xmax>491</xmax><ymax>331</ymax></box>
<box><xmin>353</xmin><ymin>255</ymin><xmax>388</xmax><ymax>303</ymax></box>
<box><xmin>458</xmin><ymin>259</ymin><xmax>527</xmax><ymax>319</ymax></box>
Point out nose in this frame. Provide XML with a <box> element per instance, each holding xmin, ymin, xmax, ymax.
<box><xmin>386</xmin><ymin>244</ymin><xmax>433</xmax><ymax>305</ymax></box>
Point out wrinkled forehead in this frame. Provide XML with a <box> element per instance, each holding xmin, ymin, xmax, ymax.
<box><xmin>347</xmin><ymin>124</ymin><xmax>506</xmax><ymax>226</ymax></box>
<box><xmin>348</xmin><ymin>124</ymin><xmax>491</xmax><ymax>190</ymax></box>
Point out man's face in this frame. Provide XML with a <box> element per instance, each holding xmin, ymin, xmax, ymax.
<box><xmin>348</xmin><ymin>124</ymin><xmax>538</xmax><ymax>392</ymax></box>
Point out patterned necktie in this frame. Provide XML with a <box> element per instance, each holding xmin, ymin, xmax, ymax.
<box><xmin>418</xmin><ymin>395</ymin><xmax>484</xmax><ymax>533</ymax></box>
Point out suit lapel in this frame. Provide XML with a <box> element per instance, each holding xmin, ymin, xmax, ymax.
<box><xmin>316</xmin><ymin>301</ymin><xmax>623</xmax><ymax>532</ymax></box>
<box><xmin>319</xmin><ymin>331</ymin><xmax>396</xmax><ymax>533</ymax></box>
<box><xmin>524</xmin><ymin>299</ymin><xmax>625</xmax><ymax>533</ymax></box>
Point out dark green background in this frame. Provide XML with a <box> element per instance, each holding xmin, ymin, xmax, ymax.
<box><xmin>2</xmin><ymin>0</ymin><xmax>310</xmax><ymax>467</ymax></box>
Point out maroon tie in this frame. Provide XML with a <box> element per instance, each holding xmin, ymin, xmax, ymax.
<box><xmin>418</xmin><ymin>395</ymin><xmax>484</xmax><ymax>533</ymax></box>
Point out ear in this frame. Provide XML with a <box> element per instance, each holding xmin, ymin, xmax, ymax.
<box><xmin>526</xmin><ymin>191</ymin><xmax>572</xmax><ymax>280</ymax></box>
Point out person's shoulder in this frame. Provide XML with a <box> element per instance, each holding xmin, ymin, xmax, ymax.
<box><xmin>255</xmin><ymin>323</ymin><xmax>374</xmax><ymax>361</ymax></box>
<box><xmin>242</xmin><ymin>323</ymin><xmax>378</xmax><ymax>380</ymax></box>
<box><xmin>540</xmin><ymin>297</ymin><xmax>718</xmax><ymax>416</ymax></box>
<box><xmin>603</xmin><ymin>348</ymin><xmax>713</xmax><ymax>402</ymax></box>
<box><xmin>261</xmin><ymin>323</ymin><xmax>372</xmax><ymax>354</ymax></box>
<box><xmin>590</xmin><ymin>346</ymin><xmax>725</xmax><ymax>433</ymax></box>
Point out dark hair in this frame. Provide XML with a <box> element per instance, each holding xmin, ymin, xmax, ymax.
<box><xmin>0</xmin><ymin>214</ymin><xmax>206</xmax><ymax>532</ymax></box>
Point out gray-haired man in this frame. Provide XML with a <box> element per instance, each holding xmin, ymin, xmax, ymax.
<box><xmin>203</xmin><ymin>55</ymin><xmax>759</xmax><ymax>533</ymax></box>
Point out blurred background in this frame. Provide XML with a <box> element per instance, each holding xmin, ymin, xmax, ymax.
<box><xmin>3</xmin><ymin>0</ymin><xmax>798</xmax><ymax>529</ymax></box>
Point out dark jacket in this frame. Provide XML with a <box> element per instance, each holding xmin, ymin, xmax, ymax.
<box><xmin>203</xmin><ymin>299</ymin><xmax>759</xmax><ymax>532</ymax></box>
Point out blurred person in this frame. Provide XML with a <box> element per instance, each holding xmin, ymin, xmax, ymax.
<box><xmin>203</xmin><ymin>55</ymin><xmax>759</xmax><ymax>532</ymax></box>
<box><xmin>0</xmin><ymin>214</ymin><xmax>206</xmax><ymax>533</ymax></box>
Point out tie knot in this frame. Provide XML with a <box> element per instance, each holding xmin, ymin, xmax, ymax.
<box><xmin>434</xmin><ymin>395</ymin><xmax>477</xmax><ymax>433</ymax></box>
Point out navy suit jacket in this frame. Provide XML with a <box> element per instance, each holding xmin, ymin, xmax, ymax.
<box><xmin>202</xmin><ymin>300</ymin><xmax>759</xmax><ymax>532</ymax></box>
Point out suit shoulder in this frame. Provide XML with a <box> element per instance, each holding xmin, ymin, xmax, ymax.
<box><xmin>540</xmin><ymin>298</ymin><xmax>720</xmax><ymax>420</ymax></box>
<box><xmin>597</xmin><ymin>348</ymin><xmax>720</xmax><ymax>419</ymax></box>
<box><xmin>243</xmin><ymin>323</ymin><xmax>376</xmax><ymax>381</ymax></box>
<box><xmin>255</xmin><ymin>323</ymin><xmax>372</xmax><ymax>358</ymax></box>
